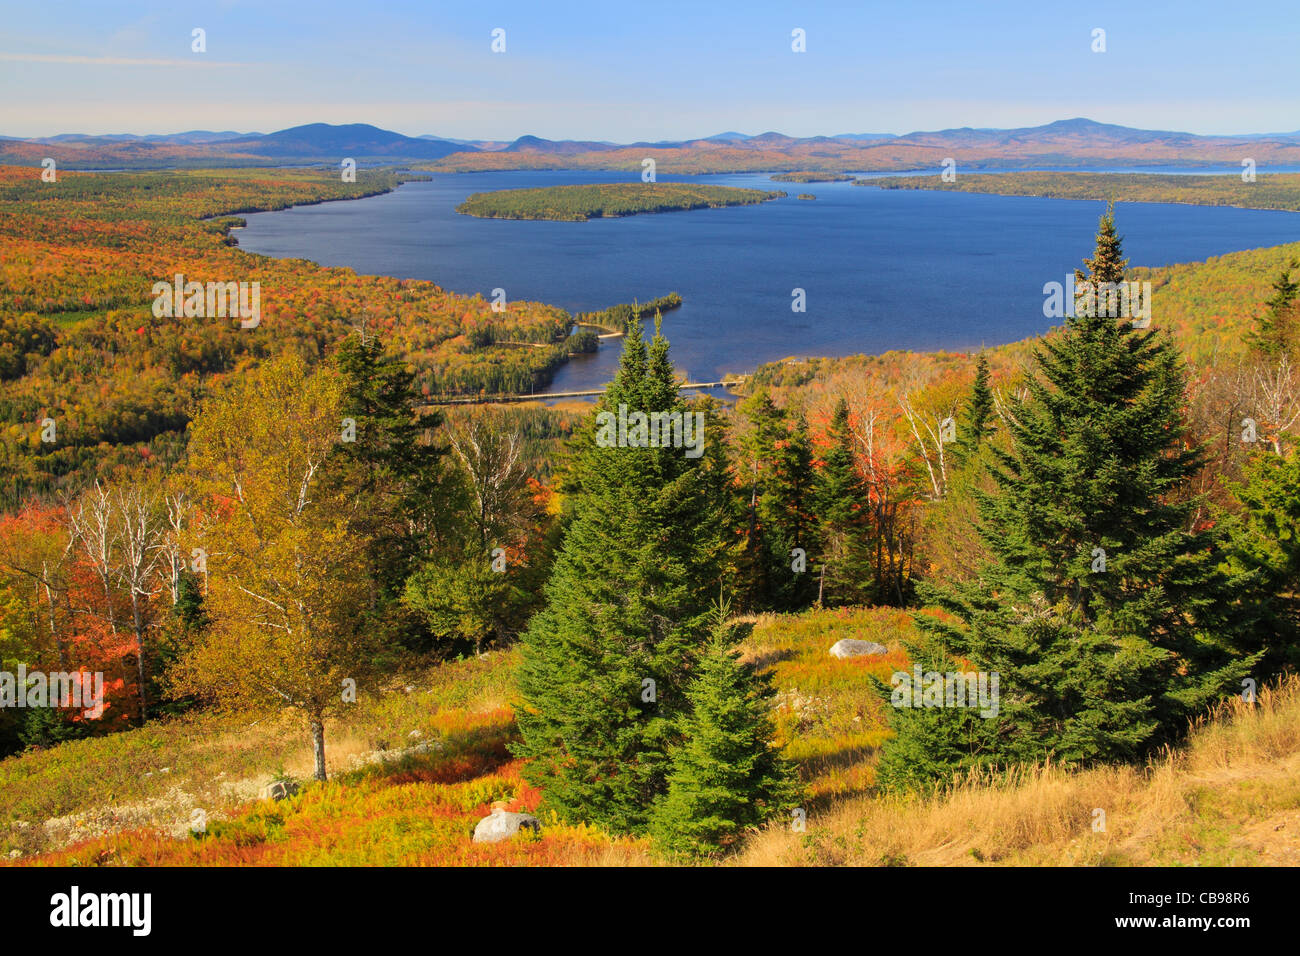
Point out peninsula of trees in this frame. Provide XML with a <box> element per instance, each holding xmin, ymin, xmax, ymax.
<box><xmin>455</xmin><ymin>183</ymin><xmax>786</xmax><ymax>221</ymax></box>
<box><xmin>860</xmin><ymin>171</ymin><xmax>1300</xmax><ymax>213</ymax></box>
<box><xmin>574</xmin><ymin>293</ymin><xmax>683</xmax><ymax>333</ymax></box>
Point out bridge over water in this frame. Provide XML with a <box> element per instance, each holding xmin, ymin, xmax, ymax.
<box><xmin>423</xmin><ymin>379</ymin><xmax>745</xmax><ymax>406</ymax></box>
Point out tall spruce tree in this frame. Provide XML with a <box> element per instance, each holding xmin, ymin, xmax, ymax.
<box><xmin>735</xmin><ymin>391</ymin><xmax>817</xmax><ymax>610</ymax></box>
<box><xmin>1246</xmin><ymin>258</ymin><xmax>1300</xmax><ymax>357</ymax></box>
<box><xmin>879</xmin><ymin>208</ymin><xmax>1252</xmax><ymax>785</ymax></box>
<box><xmin>331</xmin><ymin>327</ymin><xmax>448</xmax><ymax>649</ymax></box>
<box><xmin>513</xmin><ymin>318</ymin><xmax>732</xmax><ymax>833</ymax></box>
<box><xmin>650</xmin><ymin>604</ymin><xmax>799</xmax><ymax>858</ymax></box>
<box><xmin>1227</xmin><ymin>431</ymin><xmax>1300</xmax><ymax>676</ymax></box>
<box><xmin>1224</xmin><ymin>275</ymin><xmax>1300</xmax><ymax>678</ymax></box>
<box><xmin>735</xmin><ymin>389</ymin><xmax>787</xmax><ymax>609</ymax></box>
<box><xmin>812</xmin><ymin>398</ymin><xmax>871</xmax><ymax>606</ymax></box>
<box><xmin>955</xmin><ymin>351</ymin><xmax>995</xmax><ymax>463</ymax></box>
<box><xmin>763</xmin><ymin>412</ymin><xmax>818</xmax><ymax>609</ymax></box>
<box><xmin>334</xmin><ymin>325</ymin><xmax>445</xmax><ymax>507</ymax></box>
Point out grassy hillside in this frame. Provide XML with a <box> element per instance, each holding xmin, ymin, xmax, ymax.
<box><xmin>740</xmin><ymin>675</ymin><xmax>1300</xmax><ymax>867</ymax></box>
<box><xmin>5</xmin><ymin>606</ymin><xmax>1295</xmax><ymax>866</ymax></box>
<box><xmin>2</xmin><ymin>607</ymin><xmax>905</xmax><ymax>863</ymax></box>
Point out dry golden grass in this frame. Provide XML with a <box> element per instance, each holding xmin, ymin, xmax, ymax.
<box><xmin>732</xmin><ymin>675</ymin><xmax>1300</xmax><ymax>867</ymax></box>
<box><xmin>7</xmin><ymin>604</ymin><xmax>1296</xmax><ymax>867</ymax></box>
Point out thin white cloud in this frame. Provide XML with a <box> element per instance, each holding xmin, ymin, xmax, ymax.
<box><xmin>0</xmin><ymin>52</ymin><xmax>240</xmax><ymax>67</ymax></box>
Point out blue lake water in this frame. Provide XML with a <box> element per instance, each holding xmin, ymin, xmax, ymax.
<box><xmin>236</xmin><ymin>170</ymin><xmax>1300</xmax><ymax>393</ymax></box>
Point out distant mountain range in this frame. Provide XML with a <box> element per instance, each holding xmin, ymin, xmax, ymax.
<box><xmin>4</xmin><ymin>118</ymin><xmax>1300</xmax><ymax>172</ymax></box>
<box><xmin>213</xmin><ymin>123</ymin><xmax>468</xmax><ymax>160</ymax></box>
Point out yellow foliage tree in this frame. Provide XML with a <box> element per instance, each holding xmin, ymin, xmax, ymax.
<box><xmin>173</xmin><ymin>354</ymin><xmax>378</xmax><ymax>780</ymax></box>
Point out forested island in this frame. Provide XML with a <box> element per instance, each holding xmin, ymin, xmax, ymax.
<box><xmin>859</xmin><ymin>171</ymin><xmax>1300</xmax><ymax>212</ymax></box>
<box><xmin>772</xmin><ymin>172</ymin><xmax>853</xmax><ymax>183</ymax></box>
<box><xmin>455</xmin><ymin>182</ymin><xmax>786</xmax><ymax>221</ymax></box>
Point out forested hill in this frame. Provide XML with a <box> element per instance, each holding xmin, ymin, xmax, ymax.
<box><xmin>0</xmin><ymin>165</ymin><xmax>575</xmax><ymax>504</ymax></box>
<box><xmin>14</xmin><ymin>118</ymin><xmax>1300</xmax><ymax>173</ymax></box>
<box><xmin>862</xmin><ymin>171</ymin><xmax>1300</xmax><ymax>213</ymax></box>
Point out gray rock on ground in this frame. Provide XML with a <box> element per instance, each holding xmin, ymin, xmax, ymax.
<box><xmin>829</xmin><ymin>638</ymin><xmax>888</xmax><ymax>658</ymax></box>
<box><xmin>262</xmin><ymin>780</ymin><xmax>300</xmax><ymax>801</ymax></box>
<box><xmin>473</xmin><ymin>808</ymin><xmax>540</xmax><ymax>844</ymax></box>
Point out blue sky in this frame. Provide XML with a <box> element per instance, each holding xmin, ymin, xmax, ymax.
<box><xmin>2</xmin><ymin>0</ymin><xmax>1296</xmax><ymax>139</ymax></box>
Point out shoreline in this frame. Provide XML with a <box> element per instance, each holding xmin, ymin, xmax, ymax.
<box><xmin>225</xmin><ymin>169</ymin><xmax>1300</xmax><ymax>398</ymax></box>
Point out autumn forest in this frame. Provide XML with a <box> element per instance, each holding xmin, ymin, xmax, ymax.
<box><xmin>2</xmin><ymin>150</ymin><xmax>1299</xmax><ymax>866</ymax></box>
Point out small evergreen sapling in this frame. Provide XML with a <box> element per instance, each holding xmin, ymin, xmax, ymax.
<box><xmin>650</xmin><ymin>604</ymin><xmax>799</xmax><ymax>857</ymax></box>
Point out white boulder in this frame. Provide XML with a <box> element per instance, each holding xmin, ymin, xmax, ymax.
<box><xmin>473</xmin><ymin>808</ymin><xmax>540</xmax><ymax>844</ymax></box>
<box><xmin>829</xmin><ymin>639</ymin><xmax>888</xmax><ymax>658</ymax></box>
